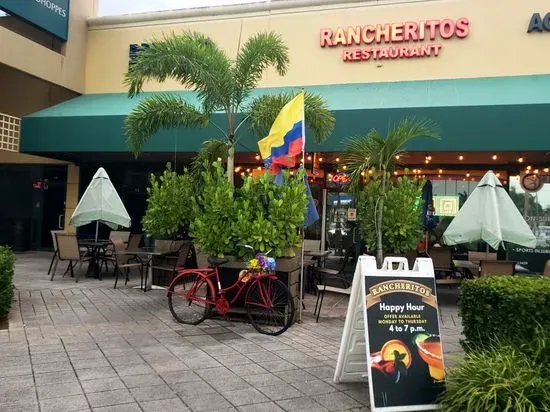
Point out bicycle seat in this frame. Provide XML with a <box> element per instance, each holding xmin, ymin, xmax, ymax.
<box><xmin>207</xmin><ymin>256</ymin><xmax>229</xmax><ymax>267</ymax></box>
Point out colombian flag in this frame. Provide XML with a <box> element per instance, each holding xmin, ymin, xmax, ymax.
<box><xmin>258</xmin><ymin>91</ymin><xmax>304</xmax><ymax>172</ymax></box>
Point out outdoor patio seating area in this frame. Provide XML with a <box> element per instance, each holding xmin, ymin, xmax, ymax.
<box><xmin>0</xmin><ymin>252</ymin><xmax>463</xmax><ymax>412</ymax></box>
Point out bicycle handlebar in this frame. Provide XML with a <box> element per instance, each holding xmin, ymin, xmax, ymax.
<box><xmin>236</xmin><ymin>244</ymin><xmax>272</xmax><ymax>256</ymax></box>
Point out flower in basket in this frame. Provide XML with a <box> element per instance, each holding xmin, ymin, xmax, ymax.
<box><xmin>248</xmin><ymin>258</ymin><xmax>261</xmax><ymax>271</ymax></box>
<box><xmin>257</xmin><ymin>253</ymin><xmax>267</xmax><ymax>269</ymax></box>
<box><xmin>267</xmin><ymin>257</ymin><xmax>276</xmax><ymax>271</ymax></box>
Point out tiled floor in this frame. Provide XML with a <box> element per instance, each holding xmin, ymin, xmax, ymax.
<box><xmin>0</xmin><ymin>252</ymin><xmax>463</xmax><ymax>412</ymax></box>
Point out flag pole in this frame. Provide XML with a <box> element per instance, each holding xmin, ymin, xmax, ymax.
<box><xmin>299</xmin><ymin>89</ymin><xmax>306</xmax><ymax>323</ymax></box>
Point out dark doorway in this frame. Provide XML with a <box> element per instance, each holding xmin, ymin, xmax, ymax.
<box><xmin>40</xmin><ymin>166</ymin><xmax>67</xmax><ymax>249</ymax></box>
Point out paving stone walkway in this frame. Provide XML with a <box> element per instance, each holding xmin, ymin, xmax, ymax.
<box><xmin>0</xmin><ymin>252</ymin><xmax>463</xmax><ymax>412</ymax></box>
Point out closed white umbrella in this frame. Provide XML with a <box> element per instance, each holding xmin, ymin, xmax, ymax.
<box><xmin>443</xmin><ymin>170</ymin><xmax>536</xmax><ymax>249</ymax></box>
<box><xmin>69</xmin><ymin>167</ymin><xmax>131</xmax><ymax>240</ymax></box>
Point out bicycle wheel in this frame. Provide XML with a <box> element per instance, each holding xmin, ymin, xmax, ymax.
<box><xmin>168</xmin><ymin>272</ymin><xmax>213</xmax><ymax>325</ymax></box>
<box><xmin>246</xmin><ymin>278</ymin><xmax>294</xmax><ymax>336</ymax></box>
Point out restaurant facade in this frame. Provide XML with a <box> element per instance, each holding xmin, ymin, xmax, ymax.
<box><xmin>3</xmin><ymin>0</ymin><xmax>550</xmax><ymax>270</ymax></box>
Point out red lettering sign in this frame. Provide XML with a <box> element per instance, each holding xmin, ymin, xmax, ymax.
<box><xmin>320</xmin><ymin>17</ymin><xmax>469</xmax><ymax>62</ymax></box>
<box><xmin>332</xmin><ymin>172</ymin><xmax>350</xmax><ymax>184</ymax></box>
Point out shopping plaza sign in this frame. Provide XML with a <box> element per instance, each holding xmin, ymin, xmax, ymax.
<box><xmin>0</xmin><ymin>0</ymin><xmax>69</xmax><ymax>40</ymax></box>
<box><xmin>320</xmin><ymin>18</ymin><xmax>470</xmax><ymax>62</ymax></box>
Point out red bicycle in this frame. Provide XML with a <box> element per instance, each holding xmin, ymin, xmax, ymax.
<box><xmin>166</xmin><ymin>245</ymin><xmax>294</xmax><ymax>335</ymax></box>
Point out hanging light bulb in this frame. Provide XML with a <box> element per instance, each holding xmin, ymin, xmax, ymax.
<box><xmin>526</xmin><ymin>165</ymin><xmax>532</xmax><ymax>171</ymax></box>
<box><xmin>319</xmin><ymin>157</ymin><xmax>323</xmax><ymax>162</ymax></box>
<box><xmin>427</xmin><ymin>155</ymin><xmax>432</xmax><ymax>161</ymax></box>
<box><xmin>255</xmin><ymin>154</ymin><xmax>260</xmax><ymax>160</ymax></box>
<box><xmin>246</xmin><ymin>168</ymin><xmax>251</xmax><ymax>173</ymax></box>
<box><xmin>361</xmin><ymin>171</ymin><xmax>365</xmax><ymax>176</ymax></box>
<box><xmin>466</xmin><ymin>172</ymin><xmax>470</xmax><ymax>178</ymax></box>
<box><xmin>368</xmin><ymin>170</ymin><xmax>373</xmax><ymax>175</ymax></box>
<box><xmin>534</xmin><ymin>169</ymin><xmax>539</xmax><ymax>174</ymax></box>
<box><xmin>424</xmin><ymin>159</ymin><xmax>429</xmax><ymax>164</ymax></box>
<box><xmin>240</xmin><ymin>172</ymin><xmax>245</xmax><ymax>177</ymax></box>
<box><xmin>342</xmin><ymin>165</ymin><xmax>347</xmax><ymax>170</ymax></box>
<box><xmin>438</xmin><ymin>169</ymin><xmax>443</xmax><ymax>174</ymax></box>
<box><xmin>517</xmin><ymin>156</ymin><xmax>524</xmax><ymax>163</ymax></box>
<box><xmin>336</xmin><ymin>157</ymin><xmax>340</xmax><ymax>162</ymax></box>
<box><xmin>234</xmin><ymin>166</ymin><xmax>242</xmax><ymax>173</ymax></box>
<box><xmin>544</xmin><ymin>168</ymin><xmax>549</xmax><ymax>173</ymax></box>
<box><xmin>395</xmin><ymin>155</ymin><xmax>400</xmax><ymax>160</ymax></box>
<box><xmin>307</xmin><ymin>155</ymin><xmax>312</xmax><ymax>161</ymax></box>
<box><xmin>458</xmin><ymin>155</ymin><xmax>464</xmax><ymax>161</ymax></box>
<box><xmin>257</xmin><ymin>166</ymin><xmax>261</xmax><ymax>171</ymax></box>
<box><xmin>492</xmin><ymin>154</ymin><xmax>497</xmax><ymax>160</ymax></box>
<box><xmin>393</xmin><ymin>171</ymin><xmax>398</xmax><ymax>175</ymax></box>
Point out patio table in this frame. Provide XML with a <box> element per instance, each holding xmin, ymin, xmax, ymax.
<box><xmin>453</xmin><ymin>259</ymin><xmax>529</xmax><ymax>276</ymax></box>
<box><xmin>79</xmin><ymin>239</ymin><xmax>112</xmax><ymax>279</ymax></box>
<box><xmin>304</xmin><ymin>250</ymin><xmax>331</xmax><ymax>268</ymax></box>
<box><xmin>120</xmin><ymin>247</ymin><xmax>171</xmax><ymax>292</ymax></box>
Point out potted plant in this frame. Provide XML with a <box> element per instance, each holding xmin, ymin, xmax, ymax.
<box><xmin>356</xmin><ymin>172</ymin><xmax>425</xmax><ymax>259</ymax></box>
<box><xmin>142</xmin><ymin>166</ymin><xmax>195</xmax><ymax>242</ymax></box>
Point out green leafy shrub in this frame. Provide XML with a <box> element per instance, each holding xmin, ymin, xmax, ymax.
<box><xmin>357</xmin><ymin>173</ymin><xmax>424</xmax><ymax>254</ymax></box>
<box><xmin>460</xmin><ymin>276</ymin><xmax>550</xmax><ymax>350</ymax></box>
<box><xmin>190</xmin><ymin>161</ymin><xmax>236</xmax><ymax>257</ymax></box>
<box><xmin>0</xmin><ymin>246</ymin><xmax>14</xmax><ymax>318</ymax></box>
<box><xmin>233</xmin><ymin>169</ymin><xmax>307</xmax><ymax>258</ymax></box>
<box><xmin>142</xmin><ymin>167</ymin><xmax>195</xmax><ymax>238</ymax></box>
<box><xmin>440</xmin><ymin>328</ymin><xmax>550</xmax><ymax>412</ymax></box>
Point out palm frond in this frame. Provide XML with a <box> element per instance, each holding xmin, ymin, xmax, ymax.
<box><xmin>124</xmin><ymin>93</ymin><xmax>209</xmax><ymax>156</ymax></box>
<box><xmin>189</xmin><ymin>139</ymin><xmax>230</xmax><ymax>179</ymax></box>
<box><xmin>343</xmin><ymin>118</ymin><xmax>439</xmax><ymax>189</ymax></box>
<box><xmin>243</xmin><ymin>91</ymin><xmax>335</xmax><ymax>143</ymax></box>
<box><xmin>124</xmin><ymin>31</ymin><xmax>233</xmax><ymax>114</ymax></box>
<box><xmin>233</xmin><ymin>32</ymin><xmax>290</xmax><ymax>108</ymax></box>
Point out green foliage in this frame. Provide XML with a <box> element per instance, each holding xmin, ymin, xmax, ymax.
<box><xmin>357</xmin><ymin>174</ymin><xmax>425</xmax><ymax>254</ymax></box>
<box><xmin>142</xmin><ymin>168</ymin><xmax>195</xmax><ymax>238</ymax></box>
<box><xmin>189</xmin><ymin>161</ymin><xmax>236</xmax><ymax>257</ymax></box>
<box><xmin>0</xmin><ymin>246</ymin><xmax>14</xmax><ymax>318</ymax></box>
<box><xmin>233</xmin><ymin>170</ymin><xmax>307</xmax><ymax>258</ymax></box>
<box><xmin>459</xmin><ymin>276</ymin><xmax>550</xmax><ymax>350</ymax></box>
<box><xmin>440</xmin><ymin>328</ymin><xmax>550</xmax><ymax>412</ymax></box>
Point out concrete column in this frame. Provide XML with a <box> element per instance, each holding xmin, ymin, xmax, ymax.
<box><xmin>64</xmin><ymin>164</ymin><xmax>79</xmax><ymax>233</ymax></box>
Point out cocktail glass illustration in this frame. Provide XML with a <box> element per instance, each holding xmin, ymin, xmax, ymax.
<box><xmin>414</xmin><ymin>334</ymin><xmax>444</xmax><ymax>381</ymax></box>
<box><xmin>370</xmin><ymin>339</ymin><xmax>412</xmax><ymax>383</ymax></box>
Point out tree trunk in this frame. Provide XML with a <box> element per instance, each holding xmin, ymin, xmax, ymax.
<box><xmin>376</xmin><ymin>171</ymin><xmax>386</xmax><ymax>267</ymax></box>
<box><xmin>227</xmin><ymin>137</ymin><xmax>235</xmax><ymax>186</ymax></box>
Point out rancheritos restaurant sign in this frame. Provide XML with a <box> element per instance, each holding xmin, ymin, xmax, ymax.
<box><xmin>320</xmin><ymin>18</ymin><xmax>470</xmax><ymax>62</ymax></box>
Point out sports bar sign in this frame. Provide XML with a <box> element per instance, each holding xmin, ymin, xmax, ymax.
<box><xmin>320</xmin><ymin>18</ymin><xmax>470</xmax><ymax>62</ymax></box>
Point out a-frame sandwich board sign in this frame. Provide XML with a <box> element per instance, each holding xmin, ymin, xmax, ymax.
<box><xmin>334</xmin><ymin>255</ymin><xmax>446</xmax><ymax>411</ymax></box>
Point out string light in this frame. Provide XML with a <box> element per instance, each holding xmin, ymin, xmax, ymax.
<box><xmin>517</xmin><ymin>156</ymin><xmax>524</xmax><ymax>163</ymax></box>
<box><xmin>327</xmin><ymin>173</ymin><xmax>333</xmax><ymax>179</ymax></box>
<box><xmin>413</xmin><ymin>169</ymin><xmax>417</xmax><ymax>174</ymax></box>
<box><xmin>240</xmin><ymin>172</ymin><xmax>245</xmax><ymax>177</ymax></box>
<box><xmin>534</xmin><ymin>169</ymin><xmax>539</xmax><ymax>174</ymax></box>
<box><xmin>438</xmin><ymin>174</ymin><xmax>441</xmax><ymax>178</ymax></box>
<box><xmin>319</xmin><ymin>157</ymin><xmax>323</xmax><ymax>162</ymax></box>
<box><xmin>307</xmin><ymin>155</ymin><xmax>312</xmax><ymax>161</ymax></box>
<box><xmin>438</xmin><ymin>169</ymin><xmax>443</xmax><ymax>174</ymax></box>
<box><xmin>395</xmin><ymin>155</ymin><xmax>400</xmax><ymax>160</ymax></box>
<box><xmin>526</xmin><ymin>165</ymin><xmax>532</xmax><ymax>171</ymax></box>
<box><xmin>466</xmin><ymin>172</ymin><xmax>470</xmax><ymax>177</ymax></box>
<box><xmin>255</xmin><ymin>154</ymin><xmax>260</xmax><ymax>160</ymax></box>
<box><xmin>424</xmin><ymin>159</ymin><xmax>429</xmax><ymax>164</ymax></box>
<box><xmin>394</xmin><ymin>171</ymin><xmax>398</xmax><ymax>175</ymax></box>
<box><xmin>342</xmin><ymin>165</ymin><xmax>347</xmax><ymax>170</ymax></box>
<box><xmin>257</xmin><ymin>166</ymin><xmax>261</xmax><ymax>171</ymax></box>
<box><xmin>368</xmin><ymin>170</ymin><xmax>373</xmax><ymax>175</ymax></box>
<box><xmin>234</xmin><ymin>167</ymin><xmax>242</xmax><ymax>173</ymax></box>
<box><xmin>544</xmin><ymin>168</ymin><xmax>549</xmax><ymax>173</ymax></box>
<box><xmin>217</xmin><ymin>157</ymin><xmax>222</xmax><ymax>162</ymax></box>
<box><xmin>361</xmin><ymin>171</ymin><xmax>365</xmax><ymax>176</ymax></box>
<box><xmin>492</xmin><ymin>154</ymin><xmax>497</xmax><ymax>160</ymax></box>
<box><xmin>246</xmin><ymin>168</ymin><xmax>251</xmax><ymax>173</ymax></box>
<box><xmin>496</xmin><ymin>172</ymin><xmax>500</xmax><ymax>178</ymax></box>
<box><xmin>427</xmin><ymin>155</ymin><xmax>432</xmax><ymax>160</ymax></box>
<box><xmin>458</xmin><ymin>155</ymin><xmax>464</xmax><ymax>161</ymax></box>
<box><xmin>336</xmin><ymin>157</ymin><xmax>340</xmax><ymax>162</ymax></box>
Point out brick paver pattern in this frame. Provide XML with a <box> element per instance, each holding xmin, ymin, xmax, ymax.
<box><xmin>0</xmin><ymin>252</ymin><xmax>463</xmax><ymax>412</ymax></box>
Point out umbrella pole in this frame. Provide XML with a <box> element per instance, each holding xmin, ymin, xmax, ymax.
<box><xmin>299</xmin><ymin>228</ymin><xmax>305</xmax><ymax>323</ymax></box>
<box><xmin>95</xmin><ymin>221</ymin><xmax>99</xmax><ymax>242</ymax></box>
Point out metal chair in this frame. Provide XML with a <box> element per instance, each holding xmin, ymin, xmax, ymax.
<box><xmin>47</xmin><ymin>230</ymin><xmax>64</xmax><ymax>276</ymax></box>
<box><xmin>313</xmin><ymin>268</ymin><xmax>352</xmax><ymax>323</ymax></box>
<box><xmin>151</xmin><ymin>241</ymin><xmax>192</xmax><ymax>286</ymax></box>
<box><xmin>110</xmin><ymin>239</ymin><xmax>144</xmax><ymax>289</ymax></box>
<box><xmin>51</xmin><ymin>233</ymin><xmax>91</xmax><ymax>282</ymax></box>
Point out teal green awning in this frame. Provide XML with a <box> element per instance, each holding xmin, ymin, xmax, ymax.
<box><xmin>21</xmin><ymin>74</ymin><xmax>550</xmax><ymax>154</ymax></box>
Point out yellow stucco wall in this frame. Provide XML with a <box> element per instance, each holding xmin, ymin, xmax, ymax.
<box><xmin>85</xmin><ymin>0</ymin><xmax>550</xmax><ymax>94</ymax></box>
<box><xmin>0</xmin><ymin>0</ymin><xmax>97</xmax><ymax>93</ymax></box>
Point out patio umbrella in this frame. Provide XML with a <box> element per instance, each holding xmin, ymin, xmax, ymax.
<box><xmin>69</xmin><ymin>167</ymin><xmax>131</xmax><ymax>241</ymax></box>
<box><xmin>442</xmin><ymin>170</ymin><xmax>536</xmax><ymax>250</ymax></box>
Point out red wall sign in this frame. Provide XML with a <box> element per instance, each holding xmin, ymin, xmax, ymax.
<box><xmin>320</xmin><ymin>18</ymin><xmax>470</xmax><ymax>62</ymax></box>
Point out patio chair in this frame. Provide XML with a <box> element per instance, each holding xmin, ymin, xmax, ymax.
<box><xmin>151</xmin><ymin>241</ymin><xmax>192</xmax><ymax>286</ymax></box>
<box><xmin>47</xmin><ymin>230</ymin><xmax>64</xmax><ymax>276</ymax></box>
<box><xmin>51</xmin><ymin>233</ymin><xmax>91</xmax><ymax>282</ymax></box>
<box><xmin>480</xmin><ymin>260</ymin><xmax>515</xmax><ymax>276</ymax></box>
<box><xmin>111</xmin><ymin>239</ymin><xmax>144</xmax><ymax>289</ymax></box>
<box><xmin>127</xmin><ymin>233</ymin><xmax>142</xmax><ymax>250</ymax></box>
<box><xmin>313</xmin><ymin>267</ymin><xmax>352</xmax><ymax>323</ymax></box>
<box><xmin>102</xmin><ymin>231</ymin><xmax>132</xmax><ymax>271</ymax></box>
<box><xmin>428</xmin><ymin>247</ymin><xmax>461</xmax><ymax>285</ymax></box>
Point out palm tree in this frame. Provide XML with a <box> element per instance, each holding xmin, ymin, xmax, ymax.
<box><xmin>124</xmin><ymin>31</ymin><xmax>335</xmax><ymax>184</ymax></box>
<box><xmin>344</xmin><ymin>118</ymin><xmax>439</xmax><ymax>266</ymax></box>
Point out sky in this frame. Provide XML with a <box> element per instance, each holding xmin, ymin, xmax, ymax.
<box><xmin>98</xmin><ymin>0</ymin><xmax>266</xmax><ymax>16</ymax></box>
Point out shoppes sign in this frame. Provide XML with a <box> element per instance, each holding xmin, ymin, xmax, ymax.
<box><xmin>320</xmin><ymin>18</ymin><xmax>470</xmax><ymax>62</ymax></box>
<box><xmin>0</xmin><ymin>0</ymin><xmax>69</xmax><ymax>40</ymax></box>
